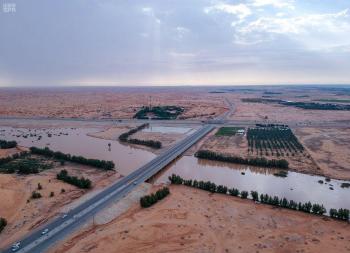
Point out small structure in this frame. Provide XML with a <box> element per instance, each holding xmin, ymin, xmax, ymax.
<box><xmin>237</xmin><ymin>129</ymin><xmax>245</xmax><ymax>135</ymax></box>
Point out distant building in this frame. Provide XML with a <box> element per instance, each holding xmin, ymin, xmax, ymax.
<box><xmin>237</xmin><ymin>129</ymin><xmax>245</xmax><ymax>135</ymax></box>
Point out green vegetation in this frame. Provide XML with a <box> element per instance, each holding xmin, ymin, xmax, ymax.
<box><xmin>280</xmin><ymin>101</ymin><xmax>350</xmax><ymax>110</ymax></box>
<box><xmin>273</xmin><ymin>170</ymin><xmax>288</xmax><ymax>177</ymax></box>
<box><xmin>247</xmin><ymin>126</ymin><xmax>303</xmax><ymax>157</ymax></box>
<box><xmin>329</xmin><ymin>208</ymin><xmax>350</xmax><ymax>221</ymax></box>
<box><xmin>0</xmin><ymin>156</ymin><xmax>53</xmax><ymax>174</ymax></box>
<box><xmin>140</xmin><ymin>187</ymin><xmax>170</xmax><ymax>208</ymax></box>
<box><xmin>57</xmin><ymin>169</ymin><xmax>92</xmax><ymax>189</ymax></box>
<box><xmin>195</xmin><ymin>150</ymin><xmax>289</xmax><ymax>169</ymax></box>
<box><xmin>241</xmin><ymin>98</ymin><xmax>350</xmax><ymax>110</ymax></box>
<box><xmin>0</xmin><ymin>217</ymin><xmax>7</xmax><ymax>233</ymax></box>
<box><xmin>169</xmin><ymin>174</ymin><xmax>349</xmax><ymax>221</ymax></box>
<box><xmin>134</xmin><ymin>106</ymin><xmax>184</xmax><ymax>120</ymax></box>
<box><xmin>263</xmin><ymin>91</ymin><xmax>282</xmax><ymax>95</ymax></box>
<box><xmin>314</xmin><ymin>99</ymin><xmax>350</xmax><ymax>103</ymax></box>
<box><xmin>341</xmin><ymin>182</ymin><xmax>350</xmax><ymax>188</ymax></box>
<box><xmin>215</xmin><ymin>127</ymin><xmax>244</xmax><ymax>136</ymax></box>
<box><xmin>30</xmin><ymin>147</ymin><xmax>115</xmax><ymax>170</ymax></box>
<box><xmin>0</xmin><ymin>139</ymin><xmax>17</xmax><ymax>149</ymax></box>
<box><xmin>31</xmin><ymin>191</ymin><xmax>42</xmax><ymax>199</ymax></box>
<box><xmin>241</xmin><ymin>98</ymin><xmax>280</xmax><ymax>103</ymax></box>
<box><xmin>119</xmin><ymin>123</ymin><xmax>162</xmax><ymax>149</ymax></box>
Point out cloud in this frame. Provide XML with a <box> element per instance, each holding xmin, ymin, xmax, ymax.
<box><xmin>234</xmin><ymin>9</ymin><xmax>350</xmax><ymax>47</ymax></box>
<box><xmin>204</xmin><ymin>3</ymin><xmax>252</xmax><ymax>21</ymax></box>
<box><xmin>250</xmin><ymin>0</ymin><xmax>295</xmax><ymax>9</ymax></box>
<box><xmin>141</xmin><ymin>6</ymin><xmax>161</xmax><ymax>24</ymax></box>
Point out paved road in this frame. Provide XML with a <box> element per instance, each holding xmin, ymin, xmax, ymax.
<box><xmin>2</xmin><ymin>125</ymin><xmax>214</xmax><ymax>253</ymax></box>
<box><xmin>1</xmin><ymin>116</ymin><xmax>349</xmax><ymax>128</ymax></box>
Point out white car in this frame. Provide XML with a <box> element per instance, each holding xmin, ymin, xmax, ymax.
<box><xmin>133</xmin><ymin>181</ymin><xmax>137</xmax><ymax>185</ymax></box>
<box><xmin>11</xmin><ymin>242</ymin><xmax>20</xmax><ymax>251</ymax></box>
<box><xmin>41</xmin><ymin>228</ymin><xmax>49</xmax><ymax>235</ymax></box>
<box><xmin>62</xmin><ymin>214</ymin><xmax>68</xmax><ymax>219</ymax></box>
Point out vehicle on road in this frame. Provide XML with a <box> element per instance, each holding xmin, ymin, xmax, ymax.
<box><xmin>62</xmin><ymin>214</ymin><xmax>68</xmax><ymax>219</ymax></box>
<box><xmin>41</xmin><ymin>228</ymin><xmax>49</xmax><ymax>235</ymax></box>
<box><xmin>11</xmin><ymin>242</ymin><xmax>20</xmax><ymax>252</ymax></box>
<box><xmin>133</xmin><ymin>181</ymin><xmax>137</xmax><ymax>185</ymax></box>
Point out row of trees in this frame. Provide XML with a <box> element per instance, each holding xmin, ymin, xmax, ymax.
<box><xmin>57</xmin><ymin>169</ymin><xmax>92</xmax><ymax>189</ymax></box>
<box><xmin>168</xmin><ymin>174</ymin><xmax>349</xmax><ymax>221</ymax></box>
<box><xmin>30</xmin><ymin>147</ymin><xmax>115</xmax><ymax>170</ymax></box>
<box><xmin>280</xmin><ymin>101</ymin><xmax>350</xmax><ymax>111</ymax></box>
<box><xmin>195</xmin><ymin>150</ymin><xmax>289</xmax><ymax>169</ymax></box>
<box><xmin>0</xmin><ymin>217</ymin><xmax>7</xmax><ymax>233</ymax></box>
<box><xmin>330</xmin><ymin>208</ymin><xmax>350</xmax><ymax>221</ymax></box>
<box><xmin>140</xmin><ymin>187</ymin><xmax>170</xmax><ymax>208</ymax></box>
<box><xmin>247</xmin><ymin>127</ymin><xmax>304</xmax><ymax>155</ymax></box>
<box><xmin>0</xmin><ymin>139</ymin><xmax>17</xmax><ymax>149</ymax></box>
<box><xmin>119</xmin><ymin>123</ymin><xmax>162</xmax><ymax>149</ymax></box>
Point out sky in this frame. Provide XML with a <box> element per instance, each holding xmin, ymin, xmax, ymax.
<box><xmin>0</xmin><ymin>0</ymin><xmax>349</xmax><ymax>87</ymax></box>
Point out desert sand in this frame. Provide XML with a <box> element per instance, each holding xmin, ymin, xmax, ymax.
<box><xmin>0</xmin><ymin>87</ymin><xmax>227</xmax><ymax>120</ymax></box>
<box><xmin>51</xmin><ymin>185</ymin><xmax>350</xmax><ymax>253</ymax></box>
<box><xmin>295</xmin><ymin>127</ymin><xmax>350</xmax><ymax>180</ymax></box>
<box><xmin>0</xmin><ymin>160</ymin><xmax>121</xmax><ymax>248</ymax></box>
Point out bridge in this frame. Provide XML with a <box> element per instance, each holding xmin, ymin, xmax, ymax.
<box><xmin>3</xmin><ymin>125</ymin><xmax>214</xmax><ymax>253</ymax></box>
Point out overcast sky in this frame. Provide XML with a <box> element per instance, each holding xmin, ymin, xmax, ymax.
<box><xmin>0</xmin><ymin>0</ymin><xmax>349</xmax><ymax>86</ymax></box>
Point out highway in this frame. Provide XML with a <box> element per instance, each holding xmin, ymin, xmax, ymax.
<box><xmin>2</xmin><ymin>125</ymin><xmax>214</xmax><ymax>253</ymax></box>
<box><xmin>0</xmin><ymin>116</ymin><xmax>349</xmax><ymax>129</ymax></box>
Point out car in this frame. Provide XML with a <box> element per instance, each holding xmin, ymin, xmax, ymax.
<box><xmin>133</xmin><ymin>181</ymin><xmax>137</xmax><ymax>185</ymax></box>
<box><xmin>11</xmin><ymin>242</ymin><xmax>20</xmax><ymax>251</ymax></box>
<box><xmin>62</xmin><ymin>214</ymin><xmax>68</xmax><ymax>219</ymax></box>
<box><xmin>41</xmin><ymin>228</ymin><xmax>49</xmax><ymax>235</ymax></box>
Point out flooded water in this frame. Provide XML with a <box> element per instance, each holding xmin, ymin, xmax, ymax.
<box><xmin>0</xmin><ymin>126</ymin><xmax>155</xmax><ymax>176</ymax></box>
<box><xmin>156</xmin><ymin>156</ymin><xmax>350</xmax><ymax>210</ymax></box>
<box><xmin>141</xmin><ymin>125</ymin><xmax>196</xmax><ymax>135</ymax></box>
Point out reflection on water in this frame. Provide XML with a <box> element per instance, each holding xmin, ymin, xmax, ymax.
<box><xmin>157</xmin><ymin>156</ymin><xmax>350</xmax><ymax>210</ymax></box>
<box><xmin>0</xmin><ymin>126</ymin><xmax>155</xmax><ymax>176</ymax></box>
<box><xmin>142</xmin><ymin>125</ymin><xmax>195</xmax><ymax>135</ymax></box>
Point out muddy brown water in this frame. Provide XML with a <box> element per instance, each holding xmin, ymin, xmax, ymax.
<box><xmin>156</xmin><ymin>156</ymin><xmax>350</xmax><ymax>210</ymax></box>
<box><xmin>0</xmin><ymin>126</ymin><xmax>155</xmax><ymax>176</ymax></box>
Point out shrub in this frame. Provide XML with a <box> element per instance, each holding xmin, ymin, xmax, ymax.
<box><xmin>251</xmin><ymin>191</ymin><xmax>259</xmax><ymax>201</ymax></box>
<box><xmin>0</xmin><ymin>139</ymin><xmax>17</xmax><ymax>149</ymax></box>
<box><xmin>140</xmin><ymin>187</ymin><xmax>170</xmax><ymax>208</ymax></box>
<box><xmin>57</xmin><ymin>169</ymin><xmax>92</xmax><ymax>189</ymax></box>
<box><xmin>0</xmin><ymin>217</ymin><xmax>7</xmax><ymax>233</ymax></box>
<box><xmin>229</xmin><ymin>188</ymin><xmax>240</xmax><ymax>197</ymax></box>
<box><xmin>240</xmin><ymin>191</ymin><xmax>248</xmax><ymax>199</ymax></box>
<box><xmin>37</xmin><ymin>183</ymin><xmax>42</xmax><ymax>190</ymax></box>
<box><xmin>50</xmin><ymin>192</ymin><xmax>54</xmax><ymax>197</ymax></box>
<box><xmin>31</xmin><ymin>191</ymin><xmax>42</xmax><ymax>199</ymax></box>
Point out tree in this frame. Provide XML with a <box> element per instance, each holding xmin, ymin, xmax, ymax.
<box><xmin>240</xmin><ymin>191</ymin><xmax>248</xmax><ymax>199</ymax></box>
<box><xmin>0</xmin><ymin>217</ymin><xmax>7</xmax><ymax>233</ymax></box>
